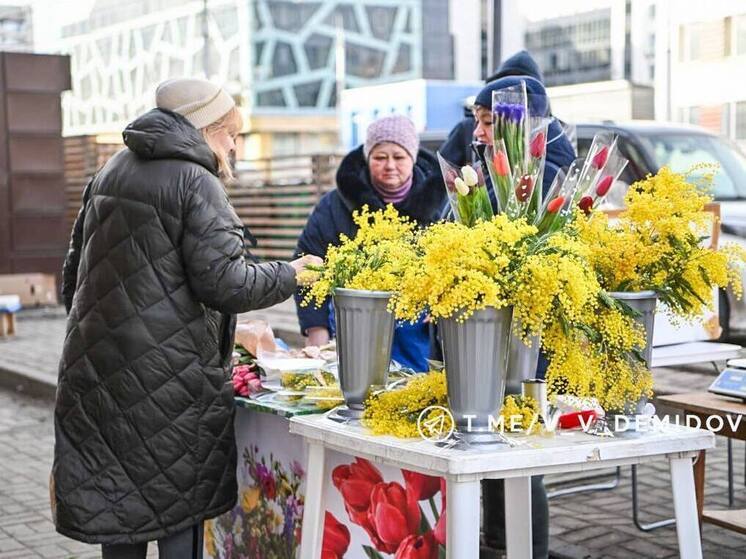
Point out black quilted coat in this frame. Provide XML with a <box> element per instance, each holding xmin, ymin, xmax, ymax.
<box><xmin>52</xmin><ymin>108</ymin><xmax>297</xmax><ymax>544</ymax></box>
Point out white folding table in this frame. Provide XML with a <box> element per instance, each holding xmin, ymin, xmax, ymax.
<box><xmin>290</xmin><ymin>413</ymin><xmax>715</xmax><ymax>559</ymax></box>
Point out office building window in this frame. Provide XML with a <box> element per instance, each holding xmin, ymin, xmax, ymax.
<box><xmin>736</xmin><ymin>101</ymin><xmax>746</xmax><ymax>140</ymax></box>
<box><xmin>735</xmin><ymin>15</ymin><xmax>746</xmax><ymax>55</ymax></box>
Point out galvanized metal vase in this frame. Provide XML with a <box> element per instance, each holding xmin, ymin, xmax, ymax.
<box><xmin>506</xmin><ymin>319</ymin><xmax>541</xmax><ymax>396</ymax></box>
<box><xmin>608</xmin><ymin>290</ymin><xmax>658</xmax><ymax>418</ymax></box>
<box><xmin>439</xmin><ymin>306</ymin><xmax>513</xmax><ymax>443</ymax></box>
<box><xmin>332</xmin><ymin>288</ymin><xmax>395</xmax><ymax>419</ymax></box>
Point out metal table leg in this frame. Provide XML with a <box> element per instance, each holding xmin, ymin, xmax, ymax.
<box><xmin>727</xmin><ymin>438</ymin><xmax>734</xmax><ymax>507</ymax></box>
<box><xmin>632</xmin><ymin>464</ymin><xmax>676</xmax><ymax>531</ymax></box>
<box><xmin>547</xmin><ymin>466</ymin><xmax>621</xmax><ymax>499</ymax></box>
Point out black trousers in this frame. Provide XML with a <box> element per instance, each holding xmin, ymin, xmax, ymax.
<box><xmin>482</xmin><ymin>476</ymin><xmax>549</xmax><ymax>559</ymax></box>
<box><xmin>101</xmin><ymin>522</ymin><xmax>204</xmax><ymax>559</ymax></box>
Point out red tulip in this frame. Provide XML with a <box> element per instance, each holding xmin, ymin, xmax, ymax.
<box><xmin>515</xmin><ymin>175</ymin><xmax>534</xmax><ymax>202</ymax></box>
<box><xmin>493</xmin><ymin>150</ymin><xmax>510</xmax><ymax>177</ymax></box>
<box><xmin>578</xmin><ymin>195</ymin><xmax>594</xmax><ymax>215</ymax></box>
<box><xmin>434</xmin><ymin>478</ymin><xmax>446</xmax><ymax>546</ymax></box>
<box><xmin>402</xmin><ymin>470</ymin><xmax>441</xmax><ymax>501</ymax></box>
<box><xmin>546</xmin><ymin>196</ymin><xmax>565</xmax><ymax>214</ymax></box>
<box><xmin>591</xmin><ymin>145</ymin><xmax>609</xmax><ymax>169</ymax></box>
<box><xmin>368</xmin><ymin>482</ymin><xmax>421</xmax><ymax>553</ymax></box>
<box><xmin>322</xmin><ymin>511</ymin><xmax>351</xmax><ymax>559</ymax></box>
<box><xmin>395</xmin><ymin>531</ymin><xmax>439</xmax><ymax>559</ymax></box>
<box><xmin>332</xmin><ymin>458</ymin><xmax>385</xmax><ymax>546</ymax></box>
<box><xmin>529</xmin><ymin>131</ymin><xmax>546</xmax><ymax>159</ymax></box>
<box><xmin>595</xmin><ymin>175</ymin><xmax>614</xmax><ymax>197</ymax></box>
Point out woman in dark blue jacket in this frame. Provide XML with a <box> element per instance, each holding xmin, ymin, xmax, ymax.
<box><xmin>293</xmin><ymin>115</ymin><xmax>447</xmax><ymax>371</ymax></box>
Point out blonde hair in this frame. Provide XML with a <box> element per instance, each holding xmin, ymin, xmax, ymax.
<box><xmin>201</xmin><ymin>106</ymin><xmax>243</xmax><ymax>181</ymax></box>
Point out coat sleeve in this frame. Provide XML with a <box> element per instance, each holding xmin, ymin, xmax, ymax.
<box><xmin>293</xmin><ymin>197</ymin><xmax>335</xmax><ymax>335</ymax></box>
<box><xmin>61</xmin><ymin>179</ymin><xmax>93</xmax><ymax>314</ymax></box>
<box><xmin>182</xmin><ymin>173</ymin><xmax>297</xmax><ymax>314</ymax></box>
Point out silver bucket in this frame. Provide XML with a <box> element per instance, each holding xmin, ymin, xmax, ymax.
<box><xmin>333</xmin><ymin>288</ymin><xmax>395</xmax><ymax>418</ymax></box>
<box><xmin>506</xmin><ymin>320</ymin><xmax>541</xmax><ymax>395</ymax></box>
<box><xmin>608</xmin><ymin>291</ymin><xmax>657</xmax><ymax>421</ymax></box>
<box><xmin>609</xmin><ymin>290</ymin><xmax>657</xmax><ymax>368</ymax></box>
<box><xmin>439</xmin><ymin>306</ymin><xmax>513</xmax><ymax>442</ymax></box>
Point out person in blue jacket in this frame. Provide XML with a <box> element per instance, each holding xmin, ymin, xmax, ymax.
<box><xmin>468</xmin><ymin>71</ymin><xmax>576</xmax><ymax>559</ymax></box>
<box><xmin>470</xmin><ymin>75</ymin><xmax>576</xmax><ymax>206</ymax></box>
<box><xmin>293</xmin><ymin>115</ymin><xmax>447</xmax><ymax>371</ymax></box>
<box><xmin>439</xmin><ymin>50</ymin><xmax>547</xmax><ymax>169</ymax></box>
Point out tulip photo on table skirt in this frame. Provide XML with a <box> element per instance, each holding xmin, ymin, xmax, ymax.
<box><xmin>325</xmin><ymin>457</ymin><xmax>446</xmax><ymax>558</ymax></box>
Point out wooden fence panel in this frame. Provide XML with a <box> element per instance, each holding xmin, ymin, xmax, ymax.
<box><xmin>64</xmin><ymin>137</ymin><xmax>343</xmax><ymax>262</ymax></box>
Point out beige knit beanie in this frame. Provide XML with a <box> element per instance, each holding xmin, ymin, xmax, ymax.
<box><xmin>155</xmin><ymin>78</ymin><xmax>235</xmax><ymax>130</ymax></box>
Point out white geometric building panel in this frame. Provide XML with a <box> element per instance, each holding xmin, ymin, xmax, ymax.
<box><xmin>252</xmin><ymin>0</ymin><xmax>422</xmax><ymax>112</ymax></box>
<box><xmin>58</xmin><ymin>0</ymin><xmax>249</xmax><ymax>136</ymax></box>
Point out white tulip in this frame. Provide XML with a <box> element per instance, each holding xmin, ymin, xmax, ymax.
<box><xmin>454</xmin><ymin>177</ymin><xmax>470</xmax><ymax>196</ymax></box>
<box><xmin>461</xmin><ymin>165</ymin><xmax>479</xmax><ymax>187</ymax></box>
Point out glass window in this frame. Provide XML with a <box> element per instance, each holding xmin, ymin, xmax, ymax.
<box><xmin>736</xmin><ymin>101</ymin><xmax>746</xmax><ymax>140</ymax></box>
<box><xmin>304</xmin><ymin>34</ymin><xmax>332</xmax><ymax>70</ymax></box>
<box><xmin>294</xmin><ymin>81</ymin><xmax>322</xmax><ymax>107</ymax></box>
<box><xmin>365</xmin><ymin>6</ymin><xmax>397</xmax><ymax>41</ymax></box>
<box><xmin>639</xmin><ymin>133</ymin><xmax>746</xmax><ymax>199</ymax></box>
<box><xmin>735</xmin><ymin>15</ymin><xmax>746</xmax><ymax>55</ymax></box>
<box><xmin>271</xmin><ymin>42</ymin><xmax>297</xmax><ymax>78</ymax></box>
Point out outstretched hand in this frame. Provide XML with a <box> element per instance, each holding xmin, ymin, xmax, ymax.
<box><xmin>290</xmin><ymin>254</ymin><xmax>324</xmax><ymax>286</ymax></box>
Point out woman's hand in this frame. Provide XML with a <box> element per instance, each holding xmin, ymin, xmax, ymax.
<box><xmin>306</xmin><ymin>326</ymin><xmax>330</xmax><ymax>347</ymax></box>
<box><xmin>290</xmin><ymin>254</ymin><xmax>323</xmax><ymax>286</ymax></box>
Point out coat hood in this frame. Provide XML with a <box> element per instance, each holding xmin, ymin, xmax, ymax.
<box><xmin>122</xmin><ymin>108</ymin><xmax>218</xmax><ymax>174</ymax></box>
<box><xmin>487</xmin><ymin>50</ymin><xmax>544</xmax><ymax>83</ymax></box>
<box><xmin>335</xmin><ymin>145</ymin><xmax>447</xmax><ymax>225</ymax></box>
<box><xmin>475</xmin><ymin>75</ymin><xmax>550</xmax><ymax>115</ymax></box>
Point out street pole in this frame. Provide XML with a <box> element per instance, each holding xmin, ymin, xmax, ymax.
<box><xmin>203</xmin><ymin>0</ymin><xmax>210</xmax><ymax>79</ymax></box>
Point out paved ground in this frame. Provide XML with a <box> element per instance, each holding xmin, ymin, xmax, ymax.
<box><xmin>1</xmin><ymin>309</ymin><xmax>745</xmax><ymax>558</ymax></box>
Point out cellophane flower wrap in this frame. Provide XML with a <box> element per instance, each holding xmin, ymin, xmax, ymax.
<box><xmin>534</xmin><ymin>132</ymin><xmax>627</xmax><ymax>234</ymax></box>
<box><xmin>505</xmin><ymin>117</ymin><xmax>550</xmax><ymax>221</ymax></box>
<box><xmin>437</xmin><ymin>152</ymin><xmax>493</xmax><ymax>227</ymax></box>
<box><xmin>300</xmin><ymin>205</ymin><xmax>418</xmax><ymax>307</ymax></box>
<box><xmin>492</xmin><ymin>82</ymin><xmax>528</xmax><ymax>179</ymax></box>
<box><xmin>574</xmin><ymin>165</ymin><xmax>746</xmax><ymax>320</ymax></box>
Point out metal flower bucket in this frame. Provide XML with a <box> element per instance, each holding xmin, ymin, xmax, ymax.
<box><xmin>610</xmin><ymin>290</ymin><xmax>657</xmax><ymax>368</ymax></box>
<box><xmin>608</xmin><ymin>290</ymin><xmax>658</xmax><ymax>419</ymax></box>
<box><xmin>332</xmin><ymin>288</ymin><xmax>395</xmax><ymax>419</ymax></box>
<box><xmin>439</xmin><ymin>306</ymin><xmax>513</xmax><ymax>443</ymax></box>
<box><xmin>506</xmin><ymin>320</ymin><xmax>541</xmax><ymax>395</ymax></box>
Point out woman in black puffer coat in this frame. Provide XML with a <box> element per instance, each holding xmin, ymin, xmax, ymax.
<box><xmin>52</xmin><ymin>79</ymin><xmax>319</xmax><ymax>559</ymax></box>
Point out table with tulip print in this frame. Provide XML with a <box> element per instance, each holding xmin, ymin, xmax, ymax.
<box><xmin>206</xmin><ymin>399</ymin><xmax>452</xmax><ymax>558</ymax></box>
<box><xmin>290</xmin><ymin>413</ymin><xmax>716</xmax><ymax>559</ymax></box>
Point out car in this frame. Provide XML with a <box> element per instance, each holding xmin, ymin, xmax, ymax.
<box><xmin>576</xmin><ymin>121</ymin><xmax>746</xmax><ymax>340</ymax></box>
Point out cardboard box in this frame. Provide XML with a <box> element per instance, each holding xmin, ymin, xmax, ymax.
<box><xmin>0</xmin><ymin>274</ymin><xmax>58</xmax><ymax>306</ymax></box>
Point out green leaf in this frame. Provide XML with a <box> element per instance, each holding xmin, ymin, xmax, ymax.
<box><xmin>419</xmin><ymin>504</ymin><xmax>432</xmax><ymax>533</ymax></box>
<box><xmin>363</xmin><ymin>545</ymin><xmax>386</xmax><ymax>559</ymax></box>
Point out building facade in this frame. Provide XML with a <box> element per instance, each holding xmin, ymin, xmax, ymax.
<box><xmin>40</xmin><ymin>0</ymin><xmax>486</xmax><ymax>157</ymax></box>
<box><xmin>655</xmin><ymin>0</ymin><xmax>746</xmax><ymax>147</ymax></box>
<box><xmin>0</xmin><ymin>4</ymin><xmax>33</xmax><ymax>52</ymax></box>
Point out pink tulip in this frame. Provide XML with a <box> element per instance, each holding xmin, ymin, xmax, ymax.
<box><xmin>595</xmin><ymin>175</ymin><xmax>614</xmax><ymax>197</ymax></box>
<box><xmin>591</xmin><ymin>146</ymin><xmax>609</xmax><ymax>169</ymax></box>
<box><xmin>529</xmin><ymin>131</ymin><xmax>546</xmax><ymax>159</ymax></box>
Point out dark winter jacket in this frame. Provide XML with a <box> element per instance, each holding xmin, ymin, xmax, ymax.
<box><xmin>53</xmin><ymin>108</ymin><xmax>297</xmax><ymax>545</ymax></box>
<box><xmin>294</xmin><ymin>146</ymin><xmax>448</xmax><ymax>371</ymax></box>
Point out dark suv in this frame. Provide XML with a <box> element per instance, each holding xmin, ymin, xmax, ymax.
<box><xmin>576</xmin><ymin>122</ymin><xmax>746</xmax><ymax>339</ymax></box>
